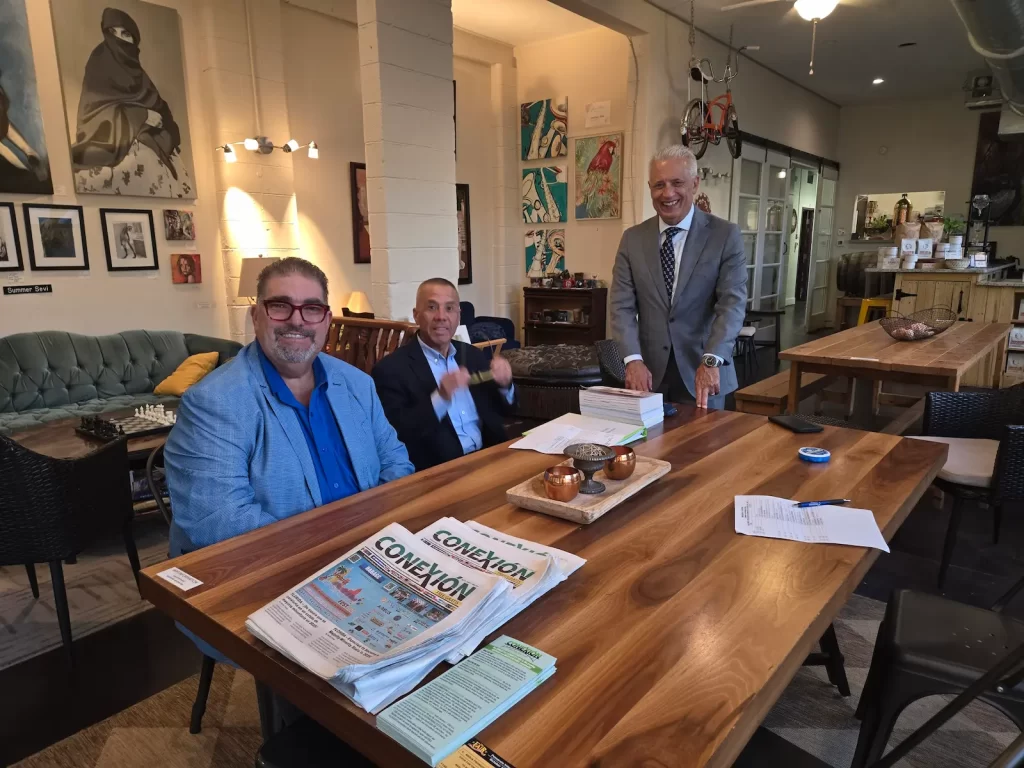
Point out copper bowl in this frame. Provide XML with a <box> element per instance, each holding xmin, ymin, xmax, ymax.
<box><xmin>604</xmin><ymin>446</ymin><xmax>636</xmax><ymax>480</ymax></box>
<box><xmin>543</xmin><ymin>466</ymin><xmax>582</xmax><ymax>502</ymax></box>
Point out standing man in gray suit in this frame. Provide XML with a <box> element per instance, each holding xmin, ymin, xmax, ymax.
<box><xmin>610</xmin><ymin>144</ymin><xmax>747</xmax><ymax>409</ymax></box>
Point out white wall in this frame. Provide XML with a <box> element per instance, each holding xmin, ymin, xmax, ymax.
<box><xmin>0</xmin><ymin>0</ymin><xmax>228</xmax><ymax>338</ymax></box>
<box><xmin>515</xmin><ymin>26</ymin><xmax>630</xmax><ymax>286</ymax></box>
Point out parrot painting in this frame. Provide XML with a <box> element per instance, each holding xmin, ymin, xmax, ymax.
<box><xmin>574</xmin><ymin>133</ymin><xmax>622</xmax><ymax>220</ymax></box>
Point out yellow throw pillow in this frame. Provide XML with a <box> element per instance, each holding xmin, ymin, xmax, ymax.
<box><xmin>153</xmin><ymin>352</ymin><xmax>219</xmax><ymax>397</ymax></box>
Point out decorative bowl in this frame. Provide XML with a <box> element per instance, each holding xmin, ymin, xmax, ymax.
<box><xmin>880</xmin><ymin>308</ymin><xmax>957</xmax><ymax>342</ymax></box>
<box><xmin>564</xmin><ymin>443</ymin><xmax>616</xmax><ymax>494</ymax></box>
<box><xmin>543</xmin><ymin>466</ymin><xmax>582</xmax><ymax>501</ymax></box>
<box><xmin>944</xmin><ymin>258</ymin><xmax>971</xmax><ymax>270</ymax></box>
<box><xmin>604</xmin><ymin>446</ymin><xmax>637</xmax><ymax>480</ymax></box>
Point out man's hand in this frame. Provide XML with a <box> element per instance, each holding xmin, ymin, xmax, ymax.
<box><xmin>694</xmin><ymin>364</ymin><xmax>721</xmax><ymax>409</ymax></box>
<box><xmin>145</xmin><ymin>109</ymin><xmax>163</xmax><ymax>128</ymax></box>
<box><xmin>625</xmin><ymin>360</ymin><xmax>653</xmax><ymax>393</ymax></box>
<box><xmin>490</xmin><ymin>356</ymin><xmax>513</xmax><ymax>389</ymax></box>
<box><xmin>438</xmin><ymin>367</ymin><xmax>471</xmax><ymax>401</ymax></box>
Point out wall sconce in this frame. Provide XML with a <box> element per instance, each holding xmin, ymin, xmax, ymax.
<box><xmin>217</xmin><ymin>137</ymin><xmax>318</xmax><ymax>163</ymax></box>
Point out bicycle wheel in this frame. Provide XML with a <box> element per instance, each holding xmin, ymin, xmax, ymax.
<box><xmin>725</xmin><ymin>104</ymin><xmax>741</xmax><ymax>159</ymax></box>
<box><xmin>681</xmin><ymin>99</ymin><xmax>709</xmax><ymax>160</ymax></box>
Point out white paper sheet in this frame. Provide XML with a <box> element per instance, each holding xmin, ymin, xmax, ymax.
<box><xmin>510</xmin><ymin>413</ymin><xmax>644</xmax><ymax>455</ymax></box>
<box><xmin>734</xmin><ymin>495</ymin><xmax>889</xmax><ymax>552</ymax></box>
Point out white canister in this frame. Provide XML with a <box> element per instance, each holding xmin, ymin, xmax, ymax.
<box><xmin>949</xmin><ymin>235</ymin><xmax>964</xmax><ymax>248</ymax></box>
<box><xmin>902</xmin><ymin>255</ymin><xmax>918</xmax><ymax>270</ymax></box>
<box><xmin>935</xmin><ymin>243</ymin><xmax>953</xmax><ymax>256</ymax></box>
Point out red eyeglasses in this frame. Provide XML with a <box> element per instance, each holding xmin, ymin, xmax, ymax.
<box><xmin>262</xmin><ymin>300</ymin><xmax>330</xmax><ymax>324</ymax></box>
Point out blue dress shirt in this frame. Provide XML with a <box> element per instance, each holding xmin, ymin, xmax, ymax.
<box><xmin>419</xmin><ymin>336</ymin><xmax>514</xmax><ymax>456</ymax></box>
<box><xmin>257</xmin><ymin>346</ymin><xmax>359</xmax><ymax>504</ymax></box>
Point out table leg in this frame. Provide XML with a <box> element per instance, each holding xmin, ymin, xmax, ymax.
<box><xmin>849</xmin><ymin>376</ymin><xmax>879</xmax><ymax>428</ymax></box>
<box><xmin>993</xmin><ymin>342</ymin><xmax>1007</xmax><ymax>389</ymax></box>
<box><xmin>786</xmin><ymin>362</ymin><xmax>801</xmax><ymax>414</ymax></box>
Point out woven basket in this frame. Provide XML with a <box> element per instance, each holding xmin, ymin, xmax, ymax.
<box><xmin>880</xmin><ymin>308</ymin><xmax>957</xmax><ymax>341</ymax></box>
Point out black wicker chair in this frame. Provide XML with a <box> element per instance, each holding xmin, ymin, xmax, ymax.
<box><xmin>0</xmin><ymin>433</ymin><xmax>140</xmax><ymax>664</ymax></box>
<box><xmin>144</xmin><ymin>444</ymin><xmax>217</xmax><ymax>734</ymax></box>
<box><xmin>916</xmin><ymin>385</ymin><xmax>1024</xmax><ymax>587</ymax></box>
<box><xmin>595</xmin><ymin>339</ymin><xmax>626</xmax><ymax>387</ymax></box>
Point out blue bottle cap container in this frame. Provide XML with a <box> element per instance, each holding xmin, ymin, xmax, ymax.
<box><xmin>798</xmin><ymin>446</ymin><xmax>831</xmax><ymax>463</ymax></box>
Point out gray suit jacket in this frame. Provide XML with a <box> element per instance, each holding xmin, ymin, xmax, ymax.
<box><xmin>610</xmin><ymin>209</ymin><xmax>747</xmax><ymax>397</ymax></box>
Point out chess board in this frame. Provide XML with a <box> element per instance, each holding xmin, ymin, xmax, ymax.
<box><xmin>75</xmin><ymin>413</ymin><xmax>176</xmax><ymax>442</ymax></box>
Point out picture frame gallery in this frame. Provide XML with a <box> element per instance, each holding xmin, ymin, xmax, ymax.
<box><xmin>100</xmin><ymin>208</ymin><xmax>159</xmax><ymax>271</ymax></box>
<box><xmin>0</xmin><ymin>202</ymin><xmax>24</xmax><ymax>272</ymax></box>
<box><xmin>23</xmin><ymin>203</ymin><xmax>89</xmax><ymax>271</ymax></box>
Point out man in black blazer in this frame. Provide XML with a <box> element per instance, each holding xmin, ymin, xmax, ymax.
<box><xmin>372</xmin><ymin>278</ymin><xmax>517</xmax><ymax>472</ymax></box>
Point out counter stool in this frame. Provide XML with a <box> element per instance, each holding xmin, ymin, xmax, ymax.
<box><xmin>857</xmin><ymin>296</ymin><xmax>891</xmax><ymax>326</ymax></box>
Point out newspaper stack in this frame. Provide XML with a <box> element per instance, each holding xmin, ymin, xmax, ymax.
<box><xmin>245</xmin><ymin>521</ymin><xmax>585</xmax><ymax>714</ymax></box>
<box><xmin>579</xmin><ymin>386</ymin><xmax>664</xmax><ymax>428</ymax></box>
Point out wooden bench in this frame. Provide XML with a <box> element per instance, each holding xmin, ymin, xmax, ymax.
<box><xmin>734</xmin><ymin>370</ymin><xmax>835</xmax><ymax>416</ymax></box>
<box><xmin>322</xmin><ymin>317</ymin><xmax>418</xmax><ymax>374</ymax></box>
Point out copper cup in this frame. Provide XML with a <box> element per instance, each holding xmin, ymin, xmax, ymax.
<box><xmin>604</xmin><ymin>446</ymin><xmax>636</xmax><ymax>480</ymax></box>
<box><xmin>543</xmin><ymin>466</ymin><xmax>582</xmax><ymax>501</ymax></box>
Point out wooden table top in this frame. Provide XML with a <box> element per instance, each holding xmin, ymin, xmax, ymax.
<box><xmin>10</xmin><ymin>412</ymin><xmax>167</xmax><ymax>460</ymax></box>
<box><xmin>779</xmin><ymin>320</ymin><xmax>1011</xmax><ymax>377</ymax></box>
<box><xmin>139</xmin><ymin>407</ymin><xmax>947</xmax><ymax>768</ymax></box>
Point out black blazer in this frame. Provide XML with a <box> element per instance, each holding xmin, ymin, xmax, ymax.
<box><xmin>371</xmin><ymin>337</ymin><xmax>516</xmax><ymax>472</ymax></box>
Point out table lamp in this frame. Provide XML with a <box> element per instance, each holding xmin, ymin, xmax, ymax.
<box><xmin>237</xmin><ymin>256</ymin><xmax>280</xmax><ymax>303</ymax></box>
<box><xmin>343</xmin><ymin>291</ymin><xmax>374</xmax><ymax>318</ymax></box>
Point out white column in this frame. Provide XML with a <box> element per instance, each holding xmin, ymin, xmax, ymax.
<box><xmin>357</xmin><ymin>0</ymin><xmax>459</xmax><ymax>321</ymax></box>
<box><xmin>490</xmin><ymin>62</ymin><xmax>521</xmax><ymax>325</ymax></box>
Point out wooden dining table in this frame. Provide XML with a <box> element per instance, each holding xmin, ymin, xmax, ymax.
<box><xmin>138</xmin><ymin>407</ymin><xmax>947</xmax><ymax>768</ymax></box>
<box><xmin>780</xmin><ymin>320</ymin><xmax>1012</xmax><ymax>428</ymax></box>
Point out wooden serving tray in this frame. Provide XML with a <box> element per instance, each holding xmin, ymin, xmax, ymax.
<box><xmin>506</xmin><ymin>455</ymin><xmax>672</xmax><ymax>524</ymax></box>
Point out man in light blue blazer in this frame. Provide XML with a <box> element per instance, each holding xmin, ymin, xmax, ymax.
<box><xmin>164</xmin><ymin>257</ymin><xmax>414</xmax><ymax>558</ymax></box>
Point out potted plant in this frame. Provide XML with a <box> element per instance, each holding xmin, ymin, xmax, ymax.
<box><xmin>943</xmin><ymin>216</ymin><xmax>966</xmax><ymax>239</ymax></box>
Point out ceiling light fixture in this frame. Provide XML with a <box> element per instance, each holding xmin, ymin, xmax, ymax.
<box><xmin>283</xmin><ymin>139</ymin><xmax>300</xmax><ymax>153</ymax></box>
<box><xmin>777</xmin><ymin>170</ymin><xmax>787</xmax><ymax>179</ymax></box>
<box><xmin>215</xmin><ymin>136</ymin><xmax>320</xmax><ymax>163</ymax></box>
<box><xmin>221</xmin><ymin>144</ymin><xmax>237</xmax><ymax>163</ymax></box>
<box><xmin>872</xmin><ymin>77</ymin><xmax>885</xmax><ymax>85</ymax></box>
<box><xmin>794</xmin><ymin>0</ymin><xmax>838</xmax><ymax>21</ymax></box>
<box><xmin>307</xmin><ymin>141</ymin><xmax>319</xmax><ymax>160</ymax></box>
<box><xmin>243</xmin><ymin>137</ymin><xmax>259</xmax><ymax>151</ymax></box>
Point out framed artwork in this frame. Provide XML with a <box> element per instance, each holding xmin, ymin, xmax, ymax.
<box><xmin>163</xmin><ymin>209</ymin><xmax>195</xmax><ymax>240</ymax></box>
<box><xmin>23</xmin><ymin>204</ymin><xmax>89</xmax><ymax>271</ymax></box>
<box><xmin>521</xmin><ymin>97</ymin><xmax>567</xmax><ymax>160</ymax></box>
<box><xmin>525</xmin><ymin>229</ymin><xmax>565</xmax><ymax>277</ymax></box>
<box><xmin>100</xmin><ymin>208</ymin><xmax>158</xmax><ymax>271</ymax></box>
<box><xmin>456</xmin><ymin>183</ymin><xmax>471</xmax><ymax>285</ymax></box>
<box><xmin>522</xmin><ymin>166</ymin><xmax>567</xmax><ymax>223</ymax></box>
<box><xmin>50</xmin><ymin>0</ymin><xmax>196</xmax><ymax>198</ymax></box>
<box><xmin>0</xmin><ymin>202</ymin><xmax>23</xmax><ymax>271</ymax></box>
<box><xmin>574</xmin><ymin>133</ymin><xmax>622</xmax><ymax>220</ymax></box>
<box><xmin>971</xmin><ymin>110</ymin><xmax>1024</xmax><ymax>226</ymax></box>
<box><xmin>350</xmin><ymin>162</ymin><xmax>370</xmax><ymax>264</ymax></box>
<box><xmin>0</xmin><ymin>0</ymin><xmax>54</xmax><ymax>194</ymax></box>
<box><xmin>170</xmin><ymin>253</ymin><xmax>201</xmax><ymax>284</ymax></box>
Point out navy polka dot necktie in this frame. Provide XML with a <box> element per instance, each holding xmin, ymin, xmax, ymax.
<box><xmin>661</xmin><ymin>226</ymin><xmax>681</xmax><ymax>299</ymax></box>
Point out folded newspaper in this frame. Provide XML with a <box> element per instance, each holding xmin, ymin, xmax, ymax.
<box><xmin>245</xmin><ymin>521</ymin><xmax>585</xmax><ymax>714</ymax></box>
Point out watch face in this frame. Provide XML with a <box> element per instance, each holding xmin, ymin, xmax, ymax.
<box><xmin>702</xmin><ymin>355</ymin><xmax>719</xmax><ymax>367</ymax></box>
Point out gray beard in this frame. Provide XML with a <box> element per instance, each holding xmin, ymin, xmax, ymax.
<box><xmin>270</xmin><ymin>329</ymin><xmax>319</xmax><ymax>364</ymax></box>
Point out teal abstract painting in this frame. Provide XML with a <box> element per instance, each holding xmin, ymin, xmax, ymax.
<box><xmin>522</xmin><ymin>166</ymin><xmax>567</xmax><ymax>224</ymax></box>
<box><xmin>521</xmin><ymin>98</ymin><xmax>567</xmax><ymax>160</ymax></box>
<box><xmin>525</xmin><ymin>229</ymin><xmax>565</xmax><ymax>277</ymax></box>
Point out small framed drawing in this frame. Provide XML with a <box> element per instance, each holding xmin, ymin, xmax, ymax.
<box><xmin>164</xmin><ymin>210</ymin><xmax>196</xmax><ymax>240</ymax></box>
<box><xmin>100</xmin><ymin>208</ymin><xmax>159</xmax><ymax>271</ymax></box>
<box><xmin>0</xmin><ymin>202</ymin><xmax>23</xmax><ymax>272</ymax></box>
<box><xmin>350</xmin><ymin>162</ymin><xmax>370</xmax><ymax>264</ymax></box>
<box><xmin>23</xmin><ymin>204</ymin><xmax>88</xmax><ymax>270</ymax></box>
<box><xmin>456</xmin><ymin>183</ymin><xmax>472</xmax><ymax>285</ymax></box>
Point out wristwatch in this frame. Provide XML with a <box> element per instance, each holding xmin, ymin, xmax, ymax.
<box><xmin>701</xmin><ymin>354</ymin><xmax>723</xmax><ymax>368</ymax></box>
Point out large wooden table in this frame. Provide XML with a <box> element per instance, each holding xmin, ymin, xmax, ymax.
<box><xmin>780</xmin><ymin>320</ymin><xmax>1011</xmax><ymax>425</ymax></box>
<box><xmin>139</xmin><ymin>408</ymin><xmax>947</xmax><ymax>768</ymax></box>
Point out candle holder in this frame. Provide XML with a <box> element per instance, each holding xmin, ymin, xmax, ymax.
<box><xmin>564</xmin><ymin>443</ymin><xmax>616</xmax><ymax>494</ymax></box>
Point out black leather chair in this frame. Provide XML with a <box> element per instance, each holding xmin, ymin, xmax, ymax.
<box><xmin>460</xmin><ymin>301</ymin><xmax>520</xmax><ymax>351</ymax></box>
<box><xmin>852</xmin><ymin>578</ymin><xmax>1024</xmax><ymax>768</ymax></box>
<box><xmin>914</xmin><ymin>385</ymin><xmax>1024</xmax><ymax>587</ymax></box>
<box><xmin>145</xmin><ymin>444</ymin><xmax>217</xmax><ymax>735</ymax></box>
<box><xmin>0</xmin><ymin>433</ymin><xmax>140</xmax><ymax>664</ymax></box>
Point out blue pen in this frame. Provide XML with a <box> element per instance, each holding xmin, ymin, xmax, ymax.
<box><xmin>794</xmin><ymin>498</ymin><xmax>851</xmax><ymax>508</ymax></box>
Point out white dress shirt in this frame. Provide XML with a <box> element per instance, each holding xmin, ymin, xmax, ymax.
<box><xmin>623</xmin><ymin>206</ymin><xmax>720</xmax><ymax>367</ymax></box>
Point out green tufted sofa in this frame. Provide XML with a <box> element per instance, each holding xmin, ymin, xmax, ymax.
<box><xmin>0</xmin><ymin>330</ymin><xmax>242</xmax><ymax>435</ymax></box>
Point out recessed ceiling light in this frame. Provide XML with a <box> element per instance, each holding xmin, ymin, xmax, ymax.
<box><xmin>872</xmin><ymin>77</ymin><xmax>885</xmax><ymax>85</ymax></box>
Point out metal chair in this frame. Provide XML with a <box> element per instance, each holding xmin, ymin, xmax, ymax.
<box><xmin>912</xmin><ymin>385</ymin><xmax>1024</xmax><ymax>587</ymax></box>
<box><xmin>0</xmin><ymin>433</ymin><xmax>140</xmax><ymax>664</ymax></box>
<box><xmin>851</xmin><ymin>577</ymin><xmax>1024</xmax><ymax>768</ymax></box>
<box><xmin>145</xmin><ymin>444</ymin><xmax>217</xmax><ymax>734</ymax></box>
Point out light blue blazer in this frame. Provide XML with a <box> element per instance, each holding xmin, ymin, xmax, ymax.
<box><xmin>164</xmin><ymin>342</ymin><xmax>414</xmax><ymax>555</ymax></box>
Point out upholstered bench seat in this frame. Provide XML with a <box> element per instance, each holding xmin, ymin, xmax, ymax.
<box><xmin>909</xmin><ymin>435</ymin><xmax>999</xmax><ymax>488</ymax></box>
<box><xmin>502</xmin><ymin>344</ymin><xmax>602</xmax><ymax>421</ymax></box>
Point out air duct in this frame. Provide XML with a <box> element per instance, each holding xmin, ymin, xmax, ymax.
<box><xmin>950</xmin><ymin>0</ymin><xmax>1024</xmax><ymax>117</ymax></box>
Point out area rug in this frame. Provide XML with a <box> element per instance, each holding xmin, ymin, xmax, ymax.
<box><xmin>12</xmin><ymin>593</ymin><xmax>1021</xmax><ymax>767</ymax></box>
<box><xmin>0</xmin><ymin>516</ymin><xmax>169</xmax><ymax>671</ymax></box>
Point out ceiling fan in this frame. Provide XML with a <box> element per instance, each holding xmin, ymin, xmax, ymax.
<box><xmin>720</xmin><ymin>0</ymin><xmax>841</xmax><ymax>75</ymax></box>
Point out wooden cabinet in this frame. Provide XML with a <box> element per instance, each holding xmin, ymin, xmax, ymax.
<box><xmin>893</xmin><ymin>274</ymin><xmax>973</xmax><ymax>319</ymax></box>
<box><xmin>523</xmin><ymin>288</ymin><xmax>607</xmax><ymax>347</ymax></box>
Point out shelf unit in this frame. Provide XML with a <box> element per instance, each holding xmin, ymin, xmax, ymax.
<box><xmin>523</xmin><ymin>287</ymin><xmax>607</xmax><ymax>346</ymax></box>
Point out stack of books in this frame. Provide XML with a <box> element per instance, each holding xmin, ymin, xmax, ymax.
<box><xmin>579</xmin><ymin>386</ymin><xmax>664</xmax><ymax>428</ymax></box>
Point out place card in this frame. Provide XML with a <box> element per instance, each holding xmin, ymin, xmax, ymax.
<box><xmin>156</xmin><ymin>567</ymin><xmax>204</xmax><ymax>591</ymax></box>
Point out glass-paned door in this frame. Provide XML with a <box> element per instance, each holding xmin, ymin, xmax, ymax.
<box><xmin>735</xmin><ymin>157</ymin><xmax>762</xmax><ymax>309</ymax></box>
<box><xmin>761</xmin><ymin>150</ymin><xmax>791</xmax><ymax>310</ymax></box>
<box><xmin>806</xmin><ymin>165</ymin><xmax>838</xmax><ymax>331</ymax></box>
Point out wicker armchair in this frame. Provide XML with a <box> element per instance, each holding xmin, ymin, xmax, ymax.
<box><xmin>0</xmin><ymin>433</ymin><xmax>140</xmax><ymax>663</ymax></box>
<box><xmin>916</xmin><ymin>385</ymin><xmax>1024</xmax><ymax>587</ymax></box>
